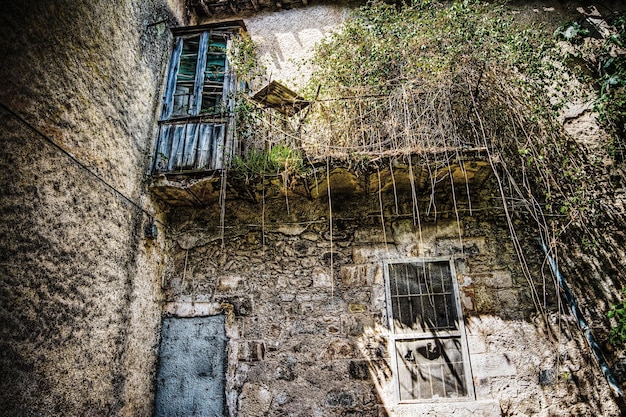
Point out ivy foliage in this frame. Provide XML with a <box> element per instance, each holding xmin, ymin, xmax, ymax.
<box><xmin>231</xmin><ymin>144</ymin><xmax>304</xmax><ymax>181</ymax></box>
<box><xmin>608</xmin><ymin>288</ymin><xmax>626</xmax><ymax>347</ymax></box>
<box><xmin>229</xmin><ymin>33</ymin><xmax>265</xmax><ymax>83</ymax></box>
<box><xmin>308</xmin><ymin>0</ymin><xmax>555</xmax><ymax>95</ymax></box>
<box><xmin>556</xmin><ymin>12</ymin><xmax>626</xmax><ymax>160</ymax></box>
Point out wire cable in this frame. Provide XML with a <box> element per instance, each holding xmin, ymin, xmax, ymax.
<box><xmin>0</xmin><ymin>101</ymin><xmax>165</xmax><ymax>228</ymax></box>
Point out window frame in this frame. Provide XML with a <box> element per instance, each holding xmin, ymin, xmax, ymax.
<box><xmin>161</xmin><ymin>29</ymin><xmax>235</xmax><ymax>121</ymax></box>
<box><xmin>152</xmin><ymin>21</ymin><xmax>245</xmax><ymax>174</ymax></box>
<box><xmin>383</xmin><ymin>256</ymin><xmax>475</xmax><ymax>404</ymax></box>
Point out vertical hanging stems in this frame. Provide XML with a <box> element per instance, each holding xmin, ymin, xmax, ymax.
<box><xmin>326</xmin><ymin>156</ymin><xmax>334</xmax><ymax>302</ymax></box>
<box><xmin>283</xmin><ymin>162</ymin><xmax>290</xmax><ymax>215</ymax></box>
<box><xmin>220</xmin><ymin>161</ymin><xmax>228</xmax><ymax>251</ymax></box>
<box><xmin>446</xmin><ymin>150</ymin><xmax>464</xmax><ymax>256</ymax></box>
<box><xmin>408</xmin><ymin>155</ymin><xmax>425</xmax><ymax>256</ymax></box>
<box><xmin>377</xmin><ymin>168</ymin><xmax>388</xmax><ymax>252</ymax></box>
<box><xmin>389</xmin><ymin>157</ymin><xmax>399</xmax><ymax>216</ymax></box>
<box><xmin>262</xmin><ymin>174</ymin><xmax>266</xmax><ymax>255</ymax></box>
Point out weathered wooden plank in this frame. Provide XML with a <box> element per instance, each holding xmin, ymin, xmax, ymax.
<box><xmin>212</xmin><ymin>124</ymin><xmax>225</xmax><ymax>170</ymax></box>
<box><xmin>161</xmin><ymin>38</ymin><xmax>183</xmax><ymax>120</ymax></box>
<box><xmin>222</xmin><ymin>37</ymin><xmax>237</xmax><ymax>165</ymax></box>
<box><xmin>169</xmin><ymin>124</ymin><xmax>186</xmax><ymax>171</ymax></box>
<box><xmin>196</xmin><ymin>123</ymin><xmax>214</xmax><ymax>170</ymax></box>
<box><xmin>182</xmin><ymin>123</ymin><xmax>199</xmax><ymax>168</ymax></box>
<box><xmin>154</xmin><ymin>124</ymin><xmax>173</xmax><ymax>173</ymax></box>
<box><xmin>190</xmin><ymin>32</ymin><xmax>209</xmax><ymax>116</ymax></box>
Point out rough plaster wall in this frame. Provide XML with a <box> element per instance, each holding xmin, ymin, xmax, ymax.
<box><xmin>0</xmin><ymin>1</ymin><xmax>183</xmax><ymax>415</ymax></box>
<box><xmin>162</xmin><ymin>186</ymin><xmax>620</xmax><ymax>416</ymax></box>
<box><xmin>240</xmin><ymin>5</ymin><xmax>348</xmax><ymax>90</ymax></box>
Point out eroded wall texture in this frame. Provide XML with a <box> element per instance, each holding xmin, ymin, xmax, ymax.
<box><xmin>2</xmin><ymin>0</ymin><xmax>626</xmax><ymax>416</ymax></box>
<box><xmin>0</xmin><ymin>1</ymin><xmax>185</xmax><ymax>415</ymax></box>
<box><xmin>161</xmin><ymin>177</ymin><xmax>620</xmax><ymax>416</ymax></box>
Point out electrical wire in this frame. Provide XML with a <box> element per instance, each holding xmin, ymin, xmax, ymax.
<box><xmin>0</xmin><ymin>101</ymin><xmax>165</xmax><ymax>228</ymax></box>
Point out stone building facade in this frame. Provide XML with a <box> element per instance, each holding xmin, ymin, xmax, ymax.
<box><xmin>1</xmin><ymin>1</ymin><xmax>626</xmax><ymax>416</ymax></box>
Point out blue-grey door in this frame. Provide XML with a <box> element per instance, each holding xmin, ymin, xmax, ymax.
<box><xmin>155</xmin><ymin>316</ymin><xmax>227</xmax><ymax>416</ymax></box>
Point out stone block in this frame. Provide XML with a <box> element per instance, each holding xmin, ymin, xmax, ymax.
<box><xmin>340</xmin><ymin>264</ymin><xmax>371</xmax><ymax>287</ymax></box>
<box><xmin>497</xmin><ymin>289</ymin><xmax>520</xmax><ymax>313</ymax></box>
<box><xmin>474</xmin><ymin>377</ymin><xmax>492</xmax><ymax>400</ymax></box>
<box><xmin>539</xmin><ymin>368</ymin><xmax>556</xmax><ymax>386</ymax></box>
<box><xmin>348</xmin><ymin>303</ymin><xmax>367</xmax><ymax>314</ymax></box>
<box><xmin>302</xmin><ymin>231</ymin><xmax>320</xmax><ymax>241</ymax></box>
<box><xmin>407</xmin><ymin>242</ymin><xmax>431</xmax><ymax>258</ymax></box>
<box><xmin>471</xmin><ymin>353</ymin><xmax>517</xmax><ymax>379</ymax></box>
<box><xmin>279</xmin><ymin>293</ymin><xmax>296</xmax><ymax>302</ymax></box>
<box><xmin>349</xmin><ymin>360</ymin><xmax>370</xmax><ymax>380</ymax></box>
<box><xmin>371</xmin><ymin>285</ymin><xmax>386</xmax><ymax>310</ymax></box>
<box><xmin>276</xmin><ymin>224</ymin><xmax>307</xmax><ymax>236</ymax></box>
<box><xmin>391</xmin><ymin>220</ymin><xmax>418</xmax><ymax>244</ymax></box>
<box><xmin>312</xmin><ymin>266</ymin><xmax>332</xmax><ymax>287</ymax></box>
<box><xmin>436</xmin><ymin>221</ymin><xmax>462</xmax><ymax>238</ymax></box>
<box><xmin>274</xmin><ymin>391</ymin><xmax>290</xmax><ymax>406</ymax></box>
<box><xmin>341</xmin><ymin>315</ymin><xmax>364</xmax><ymax>336</ymax></box>
<box><xmin>463</xmin><ymin>237</ymin><xmax>487</xmax><ymax>255</ymax></box>
<box><xmin>473</xmin><ymin>284</ymin><xmax>496</xmax><ymax>314</ymax></box>
<box><xmin>321</xmin><ymin>339</ymin><xmax>355</xmax><ymax>360</ymax></box>
<box><xmin>290</xmin><ymin>320</ymin><xmax>316</xmax><ymax>335</ymax></box>
<box><xmin>388</xmin><ymin>400</ymin><xmax>501</xmax><ymax>417</ymax></box>
<box><xmin>238</xmin><ymin>340</ymin><xmax>266</xmax><ymax>362</ymax></box>
<box><xmin>275</xmin><ymin>357</ymin><xmax>296</xmax><ymax>381</ymax></box>
<box><xmin>327</xmin><ymin>324</ymin><xmax>340</xmax><ymax>334</ymax></box>
<box><xmin>466</xmin><ymin>335</ymin><xmax>488</xmax><ymax>354</ymax></box>
<box><xmin>325</xmin><ymin>390</ymin><xmax>356</xmax><ymax>408</ymax></box>
<box><xmin>434</xmin><ymin>238</ymin><xmax>462</xmax><ymax>255</ymax></box>
<box><xmin>300</xmin><ymin>257</ymin><xmax>316</xmax><ymax>268</ymax></box>
<box><xmin>476</xmin><ymin>270</ymin><xmax>513</xmax><ymax>288</ymax></box>
<box><xmin>460</xmin><ymin>286</ymin><xmax>475</xmax><ymax>311</ymax></box>
<box><xmin>373</xmin><ymin>265</ymin><xmax>384</xmax><ymax>285</ymax></box>
<box><xmin>354</xmin><ymin>227</ymin><xmax>393</xmax><ymax>243</ymax></box>
<box><xmin>339</xmin><ymin>264</ymin><xmax>382</xmax><ymax>287</ymax></box>
<box><xmin>217</xmin><ymin>274</ymin><xmax>244</xmax><ymax>291</ymax></box>
<box><xmin>289</xmin><ymin>275</ymin><xmax>313</xmax><ymax>288</ymax></box>
<box><xmin>352</xmin><ymin>245</ymin><xmax>399</xmax><ymax>264</ymax></box>
<box><xmin>239</xmin><ymin>383</ymin><xmax>272</xmax><ymax>416</ymax></box>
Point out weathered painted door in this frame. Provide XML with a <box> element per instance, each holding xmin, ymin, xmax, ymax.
<box><xmin>155</xmin><ymin>316</ymin><xmax>227</xmax><ymax>417</ymax></box>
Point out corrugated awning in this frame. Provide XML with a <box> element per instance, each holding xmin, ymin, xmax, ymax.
<box><xmin>252</xmin><ymin>81</ymin><xmax>310</xmax><ymax>116</ymax></box>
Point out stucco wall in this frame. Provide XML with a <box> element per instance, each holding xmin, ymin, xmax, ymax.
<box><xmin>243</xmin><ymin>5</ymin><xmax>348</xmax><ymax>89</ymax></box>
<box><xmin>0</xmin><ymin>1</ymin><xmax>184</xmax><ymax>415</ymax></box>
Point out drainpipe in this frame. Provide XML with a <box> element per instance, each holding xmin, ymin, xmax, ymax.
<box><xmin>540</xmin><ymin>240</ymin><xmax>623</xmax><ymax>398</ymax></box>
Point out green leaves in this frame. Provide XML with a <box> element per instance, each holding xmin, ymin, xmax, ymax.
<box><xmin>308</xmin><ymin>0</ymin><xmax>557</xmax><ymax>97</ymax></box>
<box><xmin>557</xmin><ymin>12</ymin><xmax>626</xmax><ymax>159</ymax></box>
<box><xmin>608</xmin><ymin>289</ymin><xmax>626</xmax><ymax>347</ymax></box>
<box><xmin>554</xmin><ymin>21</ymin><xmax>589</xmax><ymax>42</ymax></box>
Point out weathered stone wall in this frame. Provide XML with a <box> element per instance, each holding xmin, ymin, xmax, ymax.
<box><xmin>0</xmin><ymin>1</ymin><xmax>185</xmax><ymax>415</ymax></box>
<box><xmin>162</xmin><ymin>182</ymin><xmax>620</xmax><ymax>416</ymax></box>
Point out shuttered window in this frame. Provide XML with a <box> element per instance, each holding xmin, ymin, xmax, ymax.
<box><xmin>384</xmin><ymin>258</ymin><xmax>474</xmax><ymax>403</ymax></box>
<box><xmin>154</xmin><ymin>22</ymin><xmax>244</xmax><ymax>174</ymax></box>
